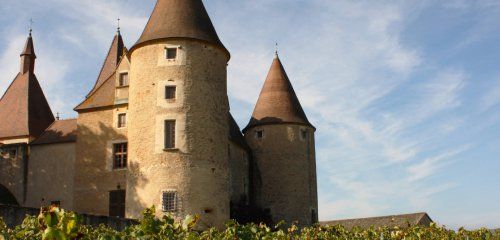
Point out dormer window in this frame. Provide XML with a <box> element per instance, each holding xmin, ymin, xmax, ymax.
<box><xmin>166</xmin><ymin>48</ymin><xmax>177</xmax><ymax>60</ymax></box>
<box><xmin>119</xmin><ymin>73</ymin><xmax>129</xmax><ymax>87</ymax></box>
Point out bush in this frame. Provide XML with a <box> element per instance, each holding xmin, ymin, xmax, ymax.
<box><xmin>0</xmin><ymin>206</ymin><xmax>498</xmax><ymax>240</ymax></box>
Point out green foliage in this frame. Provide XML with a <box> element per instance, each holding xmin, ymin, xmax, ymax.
<box><xmin>0</xmin><ymin>207</ymin><xmax>498</xmax><ymax>240</ymax></box>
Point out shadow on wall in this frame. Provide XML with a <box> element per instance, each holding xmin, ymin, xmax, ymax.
<box><xmin>75</xmin><ymin>122</ymin><xmax>149</xmax><ymax>216</ymax></box>
<box><xmin>0</xmin><ymin>184</ymin><xmax>18</xmax><ymax>206</ymax></box>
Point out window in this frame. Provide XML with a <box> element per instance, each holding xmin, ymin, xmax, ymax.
<box><xmin>162</xmin><ymin>191</ymin><xmax>177</xmax><ymax>213</ymax></box>
<box><xmin>164</xmin><ymin>120</ymin><xmax>176</xmax><ymax>149</ymax></box>
<box><xmin>109</xmin><ymin>190</ymin><xmax>126</xmax><ymax>218</ymax></box>
<box><xmin>166</xmin><ymin>48</ymin><xmax>177</xmax><ymax>60</ymax></box>
<box><xmin>119</xmin><ymin>73</ymin><xmax>129</xmax><ymax>87</ymax></box>
<box><xmin>113</xmin><ymin>143</ymin><xmax>127</xmax><ymax>169</ymax></box>
<box><xmin>255</xmin><ymin>130</ymin><xmax>264</xmax><ymax>140</ymax></box>
<box><xmin>300</xmin><ymin>129</ymin><xmax>308</xmax><ymax>140</ymax></box>
<box><xmin>117</xmin><ymin>113</ymin><xmax>127</xmax><ymax>128</ymax></box>
<box><xmin>165</xmin><ymin>86</ymin><xmax>176</xmax><ymax>100</ymax></box>
<box><xmin>8</xmin><ymin>148</ymin><xmax>17</xmax><ymax>159</ymax></box>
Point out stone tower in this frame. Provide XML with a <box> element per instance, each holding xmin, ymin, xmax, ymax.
<box><xmin>243</xmin><ymin>54</ymin><xmax>318</xmax><ymax>226</ymax></box>
<box><xmin>126</xmin><ymin>0</ymin><xmax>231</xmax><ymax>228</ymax></box>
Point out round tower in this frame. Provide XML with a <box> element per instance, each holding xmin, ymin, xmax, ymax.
<box><xmin>126</xmin><ymin>0</ymin><xmax>230</xmax><ymax>228</ymax></box>
<box><xmin>243</xmin><ymin>54</ymin><xmax>318</xmax><ymax>226</ymax></box>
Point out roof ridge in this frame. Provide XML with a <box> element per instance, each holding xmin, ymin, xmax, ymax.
<box><xmin>75</xmin><ymin>69</ymin><xmax>117</xmax><ymax>111</ymax></box>
<box><xmin>323</xmin><ymin>212</ymin><xmax>428</xmax><ymax>222</ymax></box>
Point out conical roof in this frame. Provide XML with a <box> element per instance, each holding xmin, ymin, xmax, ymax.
<box><xmin>0</xmin><ymin>34</ymin><xmax>54</xmax><ymax>140</ymax></box>
<box><xmin>244</xmin><ymin>55</ymin><xmax>313</xmax><ymax>132</ymax></box>
<box><xmin>21</xmin><ymin>33</ymin><xmax>36</xmax><ymax>58</ymax></box>
<box><xmin>0</xmin><ymin>73</ymin><xmax>54</xmax><ymax>139</ymax></box>
<box><xmin>132</xmin><ymin>0</ymin><xmax>228</xmax><ymax>55</ymax></box>
<box><xmin>86</xmin><ymin>32</ymin><xmax>125</xmax><ymax>97</ymax></box>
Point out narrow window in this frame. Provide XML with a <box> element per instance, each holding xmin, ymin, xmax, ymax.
<box><xmin>255</xmin><ymin>130</ymin><xmax>264</xmax><ymax>140</ymax></box>
<box><xmin>117</xmin><ymin>113</ymin><xmax>127</xmax><ymax>128</ymax></box>
<box><xmin>166</xmin><ymin>48</ymin><xmax>177</xmax><ymax>60</ymax></box>
<box><xmin>300</xmin><ymin>129</ymin><xmax>308</xmax><ymax>140</ymax></box>
<box><xmin>113</xmin><ymin>143</ymin><xmax>128</xmax><ymax>169</ymax></box>
<box><xmin>162</xmin><ymin>191</ymin><xmax>177</xmax><ymax>212</ymax></box>
<box><xmin>164</xmin><ymin>120</ymin><xmax>176</xmax><ymax>149</ymax></box>
<box><xmin>109</xmin><ymin>190</ymin><xmax>126</xmax><ymax>218</ymax></box>
<box><xmin>165</xmin><ymin>86</ymin><xmax>176</xmax><ymax>100</ymax></box>
<box><xmin>119</xmin><ymin>73</ymin><xmax>129</xmax><ymax>86</ymax></box>
<box><xmin>8</xmin><ymin>148</ymin><xmax>17</xmax><ymax>159</ymax></box>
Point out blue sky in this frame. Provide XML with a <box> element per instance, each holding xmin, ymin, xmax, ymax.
<box><xmin>1</xmin><ymin>0</ymin><xmax>499</xmax><ymax>229</ymax></box>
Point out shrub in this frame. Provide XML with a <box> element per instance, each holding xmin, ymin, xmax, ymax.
<box><xmin>0</xmin><ymin>206</ymin><xmax>498</xmax><ymax>240</ymax></box>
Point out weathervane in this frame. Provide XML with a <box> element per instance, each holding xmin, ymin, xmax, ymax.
<box><xmin>275</xmin><ymin>42</ymin><xmax>279</xmax><ymax>56</ymax></box>
<box><xmin>29</xmin><ymin>18</ymin><xmax>34</xmax><ymax>35</ymax></box>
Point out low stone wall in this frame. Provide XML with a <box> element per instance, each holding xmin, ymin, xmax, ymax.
<box><xmin>0</xmin><ymin>204</ymin><xmax>136</xmax><ymax>230</ymax></box>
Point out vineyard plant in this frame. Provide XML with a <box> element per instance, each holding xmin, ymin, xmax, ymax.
<box><xmin>0</xmin><ymin>206</ymin><xmax>498</xmax><ymax>240</ymax></box>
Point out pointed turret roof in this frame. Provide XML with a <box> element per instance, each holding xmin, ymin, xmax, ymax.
<box><xmin>86</xmin><ymin>31</ymin><xmax>126</xmax><ymax>97</ymax></box>
<box><xmin>132</xmin><ymin>0</ymin><xmax>228</xmax><ymax>55</ymax></box>
<box><xmin>0</xmin><ymin>34</ymin><xmax>54</xmax><ymax>140</ymax></box>
<box><xmin>244</xmin><ymin>55</ymin><xmax>313</xmax><ymax>132</ymax></box>
<box><xmin>21</xmin><ymin>32</ymin><xmax>36</xmax><ymax>58</ymax></box>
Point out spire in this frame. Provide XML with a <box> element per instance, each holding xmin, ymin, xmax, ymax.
<box><xmin>20</xmin><ymin>30</ymin><xmax>36</xmax><ymax>74</ymax></box>
<box><xmin>86</xmin><ymin>31</ymin><xmax>126</xmax><ymax>97</ymax></box>
<box><xmin>0</xmin><ymin>33</ymin><xmax>54</xmax><ymax>139</ymax></box>
<box><xmin>132</xmin><ymin>0</ymin><xmax>228</xmax><ymax>55</ymax></box>
<box><xmin>244</xmin><ymin>55</ymin><xmax>313</xmax><ymax>132</ymax></box>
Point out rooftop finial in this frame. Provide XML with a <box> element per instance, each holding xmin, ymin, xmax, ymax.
<box><xmin>29</xmin><ymin>18</ymin><xmax>34</xmax><ymax>36</ymax></box>
<box><xmin>275</xmin><ymin>42</ymin><xmax>279</xmax><ymax>57</ymax></box>
<box><xmin>117</xmin><ymin>18</ymin><xmax>121</xmax><ymax>34</ymax></box>
<box><xmin>56</xmin><ymin>112</ymin><xmax>60</xmax><ymax>120</ymax></box>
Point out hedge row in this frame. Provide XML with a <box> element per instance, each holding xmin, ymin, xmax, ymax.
<box><xmin>0</xmin><ymin>206</ymin><xmax>498</xmax><ymax>240</ymax></box>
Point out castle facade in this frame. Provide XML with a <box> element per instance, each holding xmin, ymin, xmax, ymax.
<box><xmin>0</xmin><ymin>0</ymin><xmax>317</xmax><ymax>228</ymax></box>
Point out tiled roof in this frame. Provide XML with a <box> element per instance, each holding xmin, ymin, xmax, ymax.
<box><xmin>132</xmin><ymin>0</ymin><xmax>228</xmax><ymax>56</ymax></box>
<box><xmin>0</xmin><ymin>72</ymin><xmax>54</xmax><ymax>139</ymax></box>
<box><xmin>86</xmin><ymin>32</ymin><xmax>125</xmax><ymax>98</ymax></box>
<box><xmin>31</xmin><ymin>119</ymin><xmax>77</xmax><ymax>145</ymax></box>
<box><xmin>244</xmin><ymin>55</ymin><xmax>313</xmax><ymax>132</ymax></box>
<box><xmin>75</xmin><ymin>73</ymin><xmax>116</xmax><ymax>111</ymax></box>
<box><xmin>229</xmin><ymin>114</ymin><xmax>250</xmax><ymax>151</ymax></box>
<box><xmin>320</xmin><ymin>212</ymin><xmax>433</xmax><ymax>229</ymax></box>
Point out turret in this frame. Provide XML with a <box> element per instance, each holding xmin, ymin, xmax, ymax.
<box><xmin>20</xmin><ymin>31</ymin><xmax>36</xmax><ymax>74</ymax></box>
<box><xmin>243</xmin><ymin>54</ymin><xmax>318</xmax><ymax>226</ymax></box>
<box><xmin>126</xmin><ymin>0</ymin><xmax>230</xmax><ymax>228</ymax></box>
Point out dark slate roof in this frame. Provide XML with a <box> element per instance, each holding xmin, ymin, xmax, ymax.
<box><xmin>320</xmin><ymin>212</ymin><xmax>433</xmax><ymax>229</ymax></box>
<box><xmin>86</xmin><ymin>32</ymin><xmax>125</xmax><ymax>98</ymax></box>
<box><xmin>244</xmin><ymin>55</ymin><xmax>313</xmax><ymax>132</ymax></box>
<box><xmin>31</xmin><ymin>119</ymin><xmax>77</xmax><ymax>145</ymax></box>
<box><xmin>132</xmin><ymin>0</ymin><xmax>228</xmax><ymax>56</ymax></box>
<box><xmin>229</xmin><ymin>114</ymin><xmax>250</xmax><ymax>151</ymax></box>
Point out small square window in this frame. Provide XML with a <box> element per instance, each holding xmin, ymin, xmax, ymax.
<box><xmin>162</xmin><ymin>191</ymin><xmax>177</xmax><ymax>213</ymax></box>
<box><xmin>113</xmin><ymin>143</ymin><xmax>128</xmax><ymax>169</ymax></box>
<box><xmin>118</xmin><ymin>113</ymin><xmax>127</xmax><ymax>128</ymax></box>
<box><xmin>166</xmin><ymin>48</ymin><xmax>177</xmax><ymax>60</ymax></box>
<box><xmin>165</xmin><ymin>86</ymin><xmax>176</xmax><ymax>100</ymax></box>
<box><xmin>256</xmin><ymin>130</ymin><xmax>264</xmax><ymax>140</ymax></box>
<box><xmin>300</xmin><ymin>129</ymin><xmax>308</xmax><ymax>140</ymax></box>
<box><xmin>119</xmin><ymin>73</ymin><xmax>129</xmax><ymax>87</ymax></box>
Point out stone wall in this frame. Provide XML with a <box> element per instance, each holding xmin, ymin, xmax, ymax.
<box><xmin>0</xmin><ymin>143</ymin><xmax>28</xmax><ymax>205</ymax></box>
<box><xmin>73</xmin><ymin>108</ymin><xmax>128</xmax><ymax>216</ymax></box>
<box><xmin>25</xmin><ymin>142</ymin><xmax>76</xmax><ymax>210</ymax></box>
<box><xmin>245</xmin><ymin>124</ymin><xmax>318</xmax><ymax>226</ymax></box>
<box><xmin>229</xmin><ymin>142</ymin><xmax>249</xmax><ymax>206</ymax></box>
<box><xmin>0</xmin><ymin>204</ymin><xmax>135</xmax><ymax>230</ymax></box>
<box><xmin>127</xmin><ymin>39</ymin><xmax>230</xmax><ymax>228</ymax></box>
